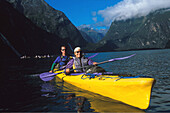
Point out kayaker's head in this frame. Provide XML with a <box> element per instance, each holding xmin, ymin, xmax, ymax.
<box><xmin>74</xmin><ymin>47</ymin><xmax>82</xmax><ymax>58</ymax></box>
<box><xmin>61</xmin><ymin>46</ymin><xmax>66</xmax><ymax>56</ymax></box>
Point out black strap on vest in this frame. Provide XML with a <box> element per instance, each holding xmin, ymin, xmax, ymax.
<box><xmin>79</xmin><ymin>58</ymin><xmax>83</xmax><ymax>72</ymax></box>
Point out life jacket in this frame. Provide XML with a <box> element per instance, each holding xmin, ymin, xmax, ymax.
<box><xmin>73</xmin><ymin>56</ymin><xmax>89</xmax><ymax>72</ymax></box>
<box><xmin>55</xmin><ymin>56</ymin><xmax>72</xmax><ymax>69</ymax></box>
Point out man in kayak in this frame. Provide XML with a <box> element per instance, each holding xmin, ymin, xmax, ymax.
<box><xmin>65</xmin><ymin>47</ymin><xmax>98</xmax><ymax>73</ymax></box>
<box><xmin>49</xmin><ymin>46</ymin><xmax>72</xmax><ymax>72</ymax></box>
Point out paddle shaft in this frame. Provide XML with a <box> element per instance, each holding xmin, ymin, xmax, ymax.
<box><xmin>40</xmin><ymin>54</ymin><xmax>136</xmax><ymax>81</ymax></box>
<box><xmin>96</xmin><ymin>60</ymin><xmax>113</xmax><ymax>65</ymax></box>
<box><xmin>67</xmin><ymin>54</ymin><xmax>136</xmax><ymax>70</ymax></box>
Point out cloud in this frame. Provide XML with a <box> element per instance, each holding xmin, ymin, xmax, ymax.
<box><xmin>77</xmin><ymin>24</ymin><xmax>91</xmax><ymax>28</ymax></box>
<box><xmin>92</xmin><ymin>11</ymin><xmax>97</xmax><ymax>16</ymax></box>
<box><xmin>97</xmin><ymin>0</ymin><xmax>170</xmax><ymax>26</ymax></box>
<box><xmin>92</xmin><ymin>17</ymin><xmax>97</xmax><ymax>22</ymax></box>
<box><xmin>92</xmin><ymin>11</ymin><xmax>97</xmax><ymax>22</ymax></box>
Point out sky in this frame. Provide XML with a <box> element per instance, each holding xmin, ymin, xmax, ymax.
<box><xmin>44</xmin><ymin>0</ymin><xmax>170</xmax><ymax>29</ymax></box>
<box><xmin>44</xmin><ymin>0</ymin><xmax>121</xmax><ymax>29</ymax></box>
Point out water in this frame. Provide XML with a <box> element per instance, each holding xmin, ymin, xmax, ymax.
<box><xmin>0</xmin><ymin>49</ymin><xmax>170</xmax><ymax>112</ymax></box>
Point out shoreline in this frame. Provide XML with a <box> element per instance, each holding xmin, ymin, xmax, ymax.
<box><xmin>85</xmin><ymin>48</ymin><xmax>170</xmax><ymax>53</ymax></box>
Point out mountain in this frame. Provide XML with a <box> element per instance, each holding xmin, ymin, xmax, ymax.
<box><xmin>95</xmin><ymin>28</ymin><xmax>108</xmax><ymax>36</ymax></box>
<box><xmin>91</xmin><ymin>9</ymin><xmax>170</xmax><ymax>51</ymax></box>
<box><xmin>6</xmin><ymin>0</ymin><xmax>88</xmax><ymax>47</ymax></box>
<box><xmin>79</xmin><ymin>30</ymin><xmax>95</xmax><ymax>43</ymax></box>
<box><xmin>77</xmin><ymin>25</ymin><xmax>106</xmax><ymax>43</ymax></box>
<box><xmin>0</xmin><ymin>0</ymin><xmax>67</xmax><ymax>58</ymax></box>
<box><xmin>166</xmin><ymin>40</ymin><xmax>170</xmax><ymax>48</ymax></box>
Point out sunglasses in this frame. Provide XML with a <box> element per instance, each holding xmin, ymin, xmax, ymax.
<box><xmin>76</xmin><ymin>51</ymin><xmax>81</xmax><ymax>53</ymax></box>
<box><xmin>61</xmin><ymin>49</ymin><xmax>66</xmax><ymax>51</ymax></box>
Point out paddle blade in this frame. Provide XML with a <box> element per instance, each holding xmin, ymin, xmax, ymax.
<box><xmin>39</xmin><ymin>72</ymin><xmax>56</xmax><ymax>81</ymax></box>
<box><xmin>109</xmin><ymin>54</ymin><xmax>136</xmax><ymax>62</ymax></box>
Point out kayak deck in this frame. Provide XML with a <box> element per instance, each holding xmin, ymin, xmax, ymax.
<box><xmin>55</xmin><ymin>71</ymin><xmax>155</xmax><ymax>109</ymax></box>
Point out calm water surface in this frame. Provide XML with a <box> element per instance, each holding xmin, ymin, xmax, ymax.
<box><xmin>0</xmin><ymin>49</ymin><xmax>170</xmax><ymax>112</ymax></box>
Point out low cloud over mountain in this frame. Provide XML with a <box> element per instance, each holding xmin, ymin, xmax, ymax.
<box><xmin>97</xmin><ymin>0</ymin><xmax>170</xmax><ymax>27</ymax></box>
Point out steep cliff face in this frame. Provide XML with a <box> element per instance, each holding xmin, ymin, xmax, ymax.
<box><xmin>0</xmin><ymin>0</ymin><xmax>66</xmax><ymax>58</ymax></box>
<box><xmin>6</xmin><ymin>0</ymin><xmax>88</xmax><ymax>47</ymax></box>
<box><xmin>94</xmin><ymin>9</ymin><xmax>170</xmax><ymax>51</ymax></box>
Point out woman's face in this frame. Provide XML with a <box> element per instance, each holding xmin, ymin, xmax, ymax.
<box><xmin>74</xmin><ymin>49</ymin><xmax>81</xmax><ymax>58</ymax></box>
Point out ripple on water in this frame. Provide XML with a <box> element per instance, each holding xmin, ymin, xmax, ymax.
<box><xmin>1</xmin><ymin>49</ymin><xmax>170</xmax><ymax>112</ymax></box>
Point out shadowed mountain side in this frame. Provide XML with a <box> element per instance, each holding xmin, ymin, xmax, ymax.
<box><xmin>6</xmin><ymin>0</ymin><xmax>88</xmax><ymax>48</ymax></box>
<box><xmin>166</xmin><ymin>40</ymin><xmax>170</xmax><ymax>48</ymax></box>
<box><xmin>0</xmin><ymin>0</ymin><xmax>67</xmax><ymax>59</ymax></box>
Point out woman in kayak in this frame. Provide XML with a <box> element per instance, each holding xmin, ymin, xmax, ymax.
<box><xmin>49</xmin><ymin>46</ymin><xmax>72</xmax><ymax>72</ymax></box>
<box><xmin>65</xmin><ymin>47</ymin><xmax>98</xmax><ymax>73</ymax></box>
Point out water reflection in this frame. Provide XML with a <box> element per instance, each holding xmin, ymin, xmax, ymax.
<box><xmin>41</xmin><ymin>83</ymin><xmax>56</xmax><ymax>97</ymax></box>
<box><xmin>1</xmin><ymin>49</ymin><xmax>170</xmax><ymax>112</ymax></box>
<box><xmin>40</xmin><ymin>81</ymin><xmax>93</xmax><ymax>112</ymax></box>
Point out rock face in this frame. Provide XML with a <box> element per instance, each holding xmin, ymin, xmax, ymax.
<box><xmin>0</xmin><ymin>0</ymin><xmax>66</xmax><ymax>58</ymax></box>
<box><xmin>93</xmin><ymin>9</ymin><xmax>170</xmax><ymax>51</ymax></box>
<box><xmin>6</xmin><ymin>0</ymin><xmax>87</xmax><ymax>47</ymax></box>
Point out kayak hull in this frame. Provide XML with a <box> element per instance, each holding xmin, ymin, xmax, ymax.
<box><xmin>55</xmin><ymin>71</ymin><xmax>155</xmax><ymax>109</ymax></box>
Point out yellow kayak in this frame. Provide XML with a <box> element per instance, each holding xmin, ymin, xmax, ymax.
<box><xmin>54</xmin><ymin>71</ymin><xmax>155</xmax><ymax>109</ymax></box>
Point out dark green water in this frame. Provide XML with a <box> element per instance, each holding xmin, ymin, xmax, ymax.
<box><xmin>0</xmin><ymin>49</ymin><xmax>170</xmax><ymax>112</ymax></box>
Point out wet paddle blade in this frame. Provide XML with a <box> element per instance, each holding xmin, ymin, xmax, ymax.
<box><xmin>109</xmin><ymin>54</ymin><xmax>136</xmax><ymax>62</ymax></box>
<box><xmin>39</xmin><ymin>72</ymin><xmax>56</xmax><ymax>81</ymax></box>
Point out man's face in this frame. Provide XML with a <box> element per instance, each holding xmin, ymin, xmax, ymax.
<box><xmin>61</xmin><ymin>47</ymin><xmax>66</xmax><ymax>53</ymax></box>
<box><xmin>74</xmin><ymin>49</ymin><xmax>81</xmax><ymax>58</ymax></box>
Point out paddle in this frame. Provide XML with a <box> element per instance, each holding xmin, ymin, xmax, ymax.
<box><xmin>40</xmin><ymin>68</ymin><xmax>85</xmax><ymax>81</ymax></box>
<box><xmin>40</xmin><ymin>71</ymin><xmax>66</xmax><ymax>82</ymax></box>
<box><xmin>96</xmin><ymin>53</ymin><xmax>136</xmax><ymax>65</ymax></box>
<box><xmin>67</xmin><ymin>43</ymin><xmax>74</xmax><ymax>53</ymax></box>
<box><xmin>88</xmin><ymin>53</ymin><xmax>99</xmax><ymax>59</ymax></box>
<box><xmin>40</xmin><ymin>72</ymin><xmax>60</xmax><ymax>81</ymax></box>
<box><xmin>39</xmin><ymin>54</ymin><xmax>136</xmax><ymax>81</ymax></box>
<box><xmin>42</xmin><ymin>50</ymin><xmax>98</xmax><ymax>81</ymax></box>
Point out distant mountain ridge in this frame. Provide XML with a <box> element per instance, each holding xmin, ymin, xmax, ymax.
<box><xmin>87</xmin><ymin>8</ymin><xmax>170</xmax><ymax>51</ymax></box>
<box><xmin>77</xmin><ymin>25</ymin><xmax>107</xmax><ymax>43</ymax></box>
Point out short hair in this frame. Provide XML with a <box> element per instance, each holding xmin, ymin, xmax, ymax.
<box><xmin>74</xmin><ymin>47</ymin><xmax>81</xmax><ymax>52</ymax></box>
<box><xmin>61</xmin><ymin>45</ymin><xmax>66</xmax><ymax>48</ymax></box>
